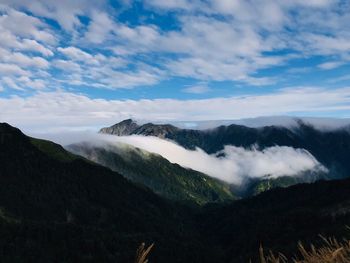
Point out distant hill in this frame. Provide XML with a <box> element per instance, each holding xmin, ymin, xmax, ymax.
<box><xmin>67</xmin><ymin>142</ymin><xmax>235</xmax><ymax>205</ymax></box>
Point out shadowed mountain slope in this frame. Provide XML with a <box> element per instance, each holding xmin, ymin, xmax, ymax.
<box><xmin>67</xmin><ymin>142</ymin><xmax>235</xmax><ymax>205</ymax></box>
<box><xmin>0</xmin><ymin>123</ymin><xmax>202</xmax><ymax>263</ymax></box>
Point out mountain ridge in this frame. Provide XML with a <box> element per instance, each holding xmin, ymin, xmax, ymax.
<box><xmin>100</xmin><ymin>119</ymin><xmax>350</xmax><ymax>180</ymax></box>
<box><xmin>1</xmin><ymin>122</ymin><xmax>350</xmax><ymax>262</ymax></box>
<box><xmin>67</xmin><ymin>141</ymin><xmax>235</xmax><ymax>205</ymax></box>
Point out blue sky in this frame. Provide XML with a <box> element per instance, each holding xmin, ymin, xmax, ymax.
<box><xmin>0</xmin><ymin>0</ymin><xmax>350</xmax><ymax>131</ymax></box>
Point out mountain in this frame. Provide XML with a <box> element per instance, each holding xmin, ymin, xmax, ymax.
<box><xmin>67</xmin><ymin>142</ymin><xmax>235</xmax><ymax>205</ymax></box>
<box><xmin>199</xmin><ymin>177</ymin><xmax>350</xmax><ymax>262</ymax></box>
<box><xmin>0</xmin><ymin>123</ymin><xmax>202</xmax><ymax>263</ymax></box>
<box><xmin>100</xmin><ymin>119</ymin><xmax>179</xmax><ymax>138</ymax></box>
<box><xmin>1</xmin><ymin>123</ymin><xmax>350</xmax><ymax>262</ymax></box>
<box><xmin>99</xmin><ymin>119</ymin><xmax>140</xmax><ymax>136</ymax></box>
<box><xmin>100</xmin><ymin>119</ymin><xmax>350</xmax><ymax>180</ymax></box>
<box><xmin>239</xmin><ymin>172</ymin><xmax>328</xmax><ymax>197</ymax></box>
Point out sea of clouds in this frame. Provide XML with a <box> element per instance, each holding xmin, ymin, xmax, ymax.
<box><xmin>36</xmin><ymin>131</ymin><xmax>327</xmax><ymax>185</ymax></box>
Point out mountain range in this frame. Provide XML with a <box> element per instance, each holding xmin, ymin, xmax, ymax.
<box><xmin>99</xmin><ymin>119</ymin><xmax>350</xmax><ymax>193</ymax></box>
<box><xmin>1</xmin><ymin>122</ymin><xmax>350</xmax><ymax>262</ymax></box>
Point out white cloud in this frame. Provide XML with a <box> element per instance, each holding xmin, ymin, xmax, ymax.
<box><xmin>318</xmin><ymin>61</ymin><xmax>344</xmax><ymax>70</ymax></box>
<box><xmin>53</xmin><ymin>59</ymin><xmax>82</xmax><ymax>72</ymax></box>
<box><xmin>84</xmin><ymin>11</ymin><xmax>114</xmax><ymax>44</ymax></box>
<box><xmin>48</xmin><ymin>133</ymin><xmax>327</xmax><ymax>185</ymax></box>
<box><xmin>141</xmin><ymin>0</ymin><xmax>350</xmax><ymax>83</ymax></box>
<box><xmin>18</xmin><ymin>76</ymin><xmax>46</xmax><ymax>90</ymax></box>
<box><xmin>0</xmin><ymin>7</ymin><xmax>56</xmax><ymax>44</ymax></box>
<box><xmin>2</xmin><ymin>76</ymin><xmax>23</xmax><ymax>90</ymax></box>
<box><xmin>0</xmin><ymin>49</ymin><xmax>49</xmax><ymax>69</ymax></box>
<box><xmin>103</xmin><ymin>15</ymin><xmax>286</xmax><ymax>84</ymax></box>
<box><xmin>0</xmin><ymin>31</ymin><xmax>54</xmax><ymax>56</ymax></box>
<box><xmin>0</xmin><ymin>0</ymin><xmax>349</xmax><ymax>95</ymax></box>
<box><xmin>1</xmin><ymin>76</ymin><xmax>46</xmax><ymax>91</ymax></box>
<box><xmin>182</xmin><ymin>84</ymin><xmax>210</xmax><ymax>94</ymax></box>
<box><xmin>111</xmin><ymin>136</ymin><xmax>326</xmax><ymax>184</ymax></box>
<box><xmin>20</xmin><ymin>39</ymin><xmax>54</xmax><ymax>57</ymax></box>
<box><xmin>0</xmin><ymin>63</ymin><xmax>29</xmax><ymax>76</ymax></box>
<box><xmin>1</xmin><ymin>86</ymin><xmax>350</xmax><ymax>132</ymax></box>
<box><xmin>55</xmin><ymin>46</ymin><xmax>161</xmax><ymax>89</ymax></box>
<box><xmin>57</xmin><ymin>47</ymin><xmax>97</xmax><ymax>64</ymax></box>
<box><xmin>144</xmin><ymin>0</ymin><xmax>196</xmax><ymax>11</ymax></box>
<box><xmin>2</xmin><ymin>0</ymin><xmax>106</xmax><ymax>31</ymax></box>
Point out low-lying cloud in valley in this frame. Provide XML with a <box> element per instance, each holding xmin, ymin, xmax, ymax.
<box><xmin>109</xmin><ymin>136</ymin><xmax>327</xmax><ymax>184</ymax></box>
<box><xmin>39</xmin><ymin>132</ymin><xmax>327</xmax><ymax>185</ymax></box>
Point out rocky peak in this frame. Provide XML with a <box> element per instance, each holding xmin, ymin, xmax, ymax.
<box><xmin>99</xmin><ymin>119</ymin><xmax>140</xmax><ymax>136</ymax></box>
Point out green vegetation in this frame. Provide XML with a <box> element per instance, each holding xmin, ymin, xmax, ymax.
<box><xmin>68</xmin><ymin>143</ymin><xmax>235</xmax><ymax>205</ymax></box>
<box><xmin>245</xmin><ymin>174</ymin><xmax>324</xmax><ymax>197</ymax></box>
<box><xmin>30</xmin><ymin>137</ymin><xmax>79</xmax><ymax>162</ymax></box>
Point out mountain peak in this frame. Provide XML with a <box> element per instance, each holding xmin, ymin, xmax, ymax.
<box><xmin>0</xmin><ymin>122</ymin><xmax>27</xmax><ymax>146</ymax></box>
<box><xmin>99</xmin><ymin>119</ymin><xmax>140</xmax><ymax>136</ymax></box>
<box><xmin>0</xmin><ymin>122</ymin><xmax>21</xmax><ymax>133</ymax></box>
<box><xmin>100</xmin><ymin>119</ymin><xmax>181</xmax><ymax>138</ymax></box>
<box><xmin>119</xmin><ymin>118</ymin><xmax>135</xmax><ymax>124</ymax></box>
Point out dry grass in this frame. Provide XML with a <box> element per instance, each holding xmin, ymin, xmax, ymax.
<box><xmin>134</xmin><ymin>243</ymin><xmax>154</xmax><ymax>263</ymax></box>
<box><xmin>134</xmin><ymin>236</ymin><xmax>350</xmax><ymax>263</ymax></box>
<box><xmin>260</xmin><ymin>236</ymin><xmax>350</xmax><ymax>263</ymax></box>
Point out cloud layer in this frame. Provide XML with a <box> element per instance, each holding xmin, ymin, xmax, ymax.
<box><xmin>2</xmin><ymin>87</ymin><xmax>350</xmax><ymax>132</ymax></box>
<box><xmin>108</xmin><ymin>135</ymin><xmax>327</xmax><ymax>184</ymax></box>
<box><xmin>38</xmin><ymin>132</ymin><xmax>327</xmax><ymax>185</ymax></box>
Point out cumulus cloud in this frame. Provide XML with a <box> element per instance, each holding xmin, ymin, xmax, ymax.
<box><xmin>84</xmin><ymin>11</ymin><xmax>114</xmax><ymax>44</ymax></box>
<box><xmin>0</xmin><ymin>63</ymin><xmax>29</xmax><ymax>76</ymax></box>
<box><xmin>0</xmin><ymin>7</ymin><xmax>56</xmax><ymax>44</ymax></box>
<box><xmin>38</xmin><ymin>132</ymin><xmax>327</xmax><ymax>185</ymax></box>
<box><xmin>1</xmin><ymin>0</ymin><xmax>106</xmax><ymax>32</ymax></box>
<box><xmin>58</xmin><ymin>47</ymin><xmax>97</xmax><ymax>64</ymax></box>
<box><xmin>1</xmin><ymin>0</ymin><xmax>350</xmax><ymax>92</ymax></box>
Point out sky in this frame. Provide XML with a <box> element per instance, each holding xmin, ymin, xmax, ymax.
<box><xmin>0</xmin><ymin>0</ymin><xmax>350</xmax><ymax>132</ymax></box>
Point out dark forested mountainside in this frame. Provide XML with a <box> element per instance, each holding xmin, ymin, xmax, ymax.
<box><xmin>67</xmin><ymin>142</ymin><xmax>235</xmax><ymax>205</ymax></box>
<box><xmin>0</xmin><ymin>123</ymin><xmax>201</xmax><ymax>263</ymax></box>
<box><xmin>199</xmin><ymin>178</ymin><xmax>350</xmax><ymax>262</ymax></box>
<box><xmin>1</xmin><ymin>122</ymin><xmax>350</xmax><ymax>263</ymax></box>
